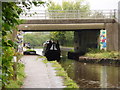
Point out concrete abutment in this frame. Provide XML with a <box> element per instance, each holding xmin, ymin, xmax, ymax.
<box><xmin>74</xmin><ymin>30</ymin><xmax>100</xmax><ymax>53</ymax></box>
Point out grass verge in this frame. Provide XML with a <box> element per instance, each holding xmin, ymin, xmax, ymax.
<box><xmin>42</xmin><ymin>57</ymin><xmax>79</xmax><ymax>88</ymax></box>
<box><xmin>85</xmin><ymin>49</ymin><xmax>119</xmax><ymax>59</ymax></box>
<box><xmin>5</xmin><ymin>63</ymin><xmax>25</xmax><ymax>88</ymax></box>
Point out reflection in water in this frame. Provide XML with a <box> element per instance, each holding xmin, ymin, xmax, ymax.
<box><xmin>60</xmin><ymin>50</ymin><xmax>120</xmax><ymax>88</ymax></box>
<box><xmin>33</xmin><ymin>49</ymin><xmax>43</xmax><ymax>55</ymax></box>
<box><xmin>100</xmin><ymin>66</ymin><xmax>107</xmax><ymax>88</ymax></box>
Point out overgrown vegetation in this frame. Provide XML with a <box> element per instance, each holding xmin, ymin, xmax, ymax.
<box><xmin>5</xmin><ymin>63</ymin><xmax>25</xmax><ymax>88</ymax></box>
<box><xmin>42</xmin><ymin>58</ymin><xmax>79</xmax><ymax>88</ymax></box>
<box><xmin>85</xmin><ymin>49</ymin><xmax>119</xmax><ymax>59</ymax></box>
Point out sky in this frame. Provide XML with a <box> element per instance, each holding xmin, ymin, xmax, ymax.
<box><xmin>49</xmin><ymin>0</ymin><xmax>120</xmax><ymax>10</ymax></box>
<box><xmin>30</xmin><ymin>0</ymin><xmax>120</xmax><ymax>11</ymax></box>
<box><xmin>87</xmin><ymin>0</ymin><xmax>120</xmax><ymax>10</ymax></box>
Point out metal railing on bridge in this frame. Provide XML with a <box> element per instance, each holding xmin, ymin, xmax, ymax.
<box><xmin>20</xmin><ymin>9</ymin><xmax>117</xmax><ymax>19</ymax></box>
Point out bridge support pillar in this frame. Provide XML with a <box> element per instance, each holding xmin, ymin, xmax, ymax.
<box><xmin>106</xmin><ymin>1</ymin><xmax>120</xmax><ymax>52</ymax></box>
<box><xmin>105</xmin><ymin>23</ymin><xmax>118</xmax><ymax>51</ymax></box>
<box><xmin>74</xmin><ymin>30</ymin><xmax>100</xmax><ymax>53</ymax></box>
<box><xmin>74</xmin><ymin>31</ymin><xmax>80</xmax><ymax>52</ymax></box>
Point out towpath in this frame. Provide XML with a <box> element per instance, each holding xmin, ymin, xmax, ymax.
<box><xmin>21</xmin><ymin>55</ymin><xmax>65</xmax><ymax>88</ymax></box>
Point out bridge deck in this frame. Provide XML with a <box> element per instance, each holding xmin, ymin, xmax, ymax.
<box><xmin>23</xmin><ymin>18</ymin><xmax>115</xmax><ymax>24</ymax></box>
<box><xmin>18</xmin><ymin>23</ymin><xmax>104</xmax><ymax>31</ymax></box>
<box><xmin>19</xmin><ymin>18</ymin><xmax>116</xmax><ymax>31</ymax></box>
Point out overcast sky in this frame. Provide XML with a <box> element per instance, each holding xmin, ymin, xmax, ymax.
<box><xmin>49</xmin><ymin>0</ymin><xmax>120</xmax><ymax>10</ymax></box>
<box><xmin>87</xmin><ymin>0</ymin><xmax>119</xmax><ymax>10</ymax></box>
<box><xmin>30</xmin><ymin>0</ymin><xmax>120</xmax><ymax>11</ymax></box>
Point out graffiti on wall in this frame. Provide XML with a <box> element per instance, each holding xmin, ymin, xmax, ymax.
<box><xmin>100</xmin><ymin>30</ymin><xmax>107</xmax><ymax>50</ymax></box>
<box><xmin>17</xmin><ymin>31</ymin><xmax>24</xmax><ymax>53</ymax></box>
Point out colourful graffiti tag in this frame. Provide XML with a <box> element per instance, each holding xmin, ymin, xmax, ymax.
<box><xmin>100</xmin><ymin>30</ymin><xmax>107</xmax><ymax>50</ymax></box>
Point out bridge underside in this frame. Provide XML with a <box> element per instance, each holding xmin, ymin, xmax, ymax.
<box><xmin>18</xmin><ymin>23</ymin><xmax>104</xmax><ymax>32</ymax></box>
<box><xmin>74</xmin><ymin>30</ymin><xmax>100</xmax><ymax>53</ymax></box>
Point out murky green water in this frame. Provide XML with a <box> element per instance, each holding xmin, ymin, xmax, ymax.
<box><xmin>60</xmin><ymin>51</ymin><xmax>120</xmax><ymax>88</ymax></box>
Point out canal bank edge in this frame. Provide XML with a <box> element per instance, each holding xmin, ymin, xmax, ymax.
<box><xmin>67</xmin><ymin>51</ymin><xmax>120</xmax><ymax>65</ymax></box>
<box><xmin>79</xmin><ymin>56</ymin><xmax>120</xmax><ymax>65</ymax></box>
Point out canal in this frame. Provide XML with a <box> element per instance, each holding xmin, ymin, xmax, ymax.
<box><xmin>60</xmin><ymin>50</ymin><xmax>120</xmax><ymax>88</ymax></box>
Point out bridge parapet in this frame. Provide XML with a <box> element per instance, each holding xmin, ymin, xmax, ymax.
<box><xmin>20</xmin><ymin>10</ymin><xmax>117</xmax><ymax>20</ymax></box>
<box><xmin>22</xmin><ymin>19</ymin><xmax>116</xmax><ymax>24</ymax></box>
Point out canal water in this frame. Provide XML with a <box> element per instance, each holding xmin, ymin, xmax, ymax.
<box><xmin>60</xmin><ymin>50</ymin><xmax>120</xmax><ymax>88</ymax></box>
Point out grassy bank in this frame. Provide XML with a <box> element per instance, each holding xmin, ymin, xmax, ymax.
<box><xmin>5</xmin><ymin>63</ymin><xmax>25</xmax><ymax>88</ymax></box>
<box><xmin>51</xmin><ymin>61</ymin><xmax>79</xmax><ymax>88</ymax></box>
<box><xmin>41</xmin><ymin>57</ymin><xmax>79</xmax><ymax>88</ymax></box>
<box><xmin>85</xmin><ymin>50</ymin><xmax>119</xmax><ymax>59</ymax></box>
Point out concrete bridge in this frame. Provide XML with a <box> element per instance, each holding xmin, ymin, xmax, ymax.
<box><xmin>18</xmin><ymin>19</ymin><xmax>115</xmax><ymax>31</ymax></box>
<box><xmin>17</xmin><ymin>8</ymin><xmax>120</xmax><ymax>53</ymax></box>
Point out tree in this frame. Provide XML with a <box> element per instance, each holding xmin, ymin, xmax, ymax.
<box><xmin>49</xmin><ymin>31</ymin><xmax>74</xmax><ymax>46</ymax></box>
<box><xmin>50</xmin><ymin>31</ymin><xmax>66</xmax><ymax>46</ymax></box>
<box><xmin>23</xmin><ymin>32</ymin><xmax>50</xmax><ymax>47</ymax></box>
<box><xmin>48</xmin><ymin>0</ymin><xmax>90</xmax><ymax>18</ymax></box>
<box><xmin>65</xmin><ymin>31</ymin><xmax>74</xmax><ymax>46</ymax></box>
<box><xmin>2</xmin><ymin>1</ymin><xmax>45</xmax><ymax>88</ymax></box>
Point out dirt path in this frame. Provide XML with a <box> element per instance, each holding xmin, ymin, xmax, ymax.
<box><xmin>21</xmin><ymin>55</ymin><xmax>65</xmax><ymax>88</ymax></box>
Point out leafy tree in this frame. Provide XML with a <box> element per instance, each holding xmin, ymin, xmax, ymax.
<box><xmin>50</xmin><ymin>31</ymin><xmax>74</xmax><ymax>46</ymax></box>
<box><xmin>23</xmin><ymin>32</ymin><xmax>50</xmax><ymax>47</ymax></box>
<box><xmin>50</xmin><ymin>31</ymin><xmax>66</xmax><ymax>45</ymax></box>
<box><xmin>48</xmin><ymin>0</ymin><xmax>90</xmax><ymax>18</ymax></box>
<box><xmin>2</xmin><ymin>1</ymin><xmax>45</xmax><ymax>88</ymax></box>
<box><xmin>65</xmin><ymin>31</ymin><xmax>74</xmax><ymax>46</ymax></box>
